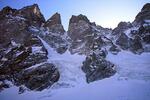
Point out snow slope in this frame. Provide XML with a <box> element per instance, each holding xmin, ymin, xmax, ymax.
<box><xmin>1</xmin><ymin>38</ymin><xmax>150</xmax><ymax>100</ymax></box>
<box><xmin>107</xmin><ymin>51</ymin><xmax>150</xmax><ymax>81</ymax></box>
<box><xmin>38</xmin><ymin>37</ymin><xmax>86</xmax><ymax>86</ymax></box>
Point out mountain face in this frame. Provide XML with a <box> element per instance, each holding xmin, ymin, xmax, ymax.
<box><xmin>111</xmin><ymin>3</ymin><xmax>150</xmax><ymax>54</ymax></box>
<box><xmin>68</xmin><ymin>14</ymin><xmax>113</xmax><ymax>55</ymax></box>
<box><xmin>133</xmin><ymin>3</ymin><xmax>150</xmax><ymax>25</ymax></box>
<box><xmin>0</xmin><ymin>4</ymin><xmax>60</xmax><ymax>92</ymax></box>
<box><xmin>0</xmin><ymin>3</ymin><xmax>150</xmax><ymax>93</ymax></box>
<box><xmin>68</xmin><ymin>14</ymin><xmax>116</xmax><ymax>82</ymax></box>
<box><xmin>39</xmin><ymin>12</ymin><xmax>68</xmax><ymax>54</ymax></box>
<box><xmin>0</xmin><ymin>4</ymin><xmax>45</xmax><ymax>27</ymax></box>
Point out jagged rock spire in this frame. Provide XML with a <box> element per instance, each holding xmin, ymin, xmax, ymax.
<box><xmin>0</xmin><ymin>6</ymin><xmax>16</xmax><ymax>15</ymax></box>
<box><xmin>17</xmin><ymin>4</ymin><xmax>45</xmax><ymax>27</ymax></box>
<box><xmin>44</xmin><ymin>12</ymin><xmax>65</xmax><ymax>33</ymax></box>
<box><xmin>46</xmin><ymin>12</ymin><xmax>62</xmax><ymax>25</ymax></box>
<box><xmin>69</xmin><ymin>14</ymin><xmax>90</xmax><ymax>25</ymax></box>
<box><xmin>134</xmin><ymin>3</ymin><xmax>150</xmax><ymax>24</ymax></box>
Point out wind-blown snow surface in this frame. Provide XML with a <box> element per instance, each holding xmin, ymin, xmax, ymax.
<box><xmin>107</xmin><ymin>51</ymin><xmax>150</xmax><ymax>81</ymax></box>
<box><xmin>1</xmin><ymin>38</ymin><xmax>150</xmax><ymax>100</ymax></box>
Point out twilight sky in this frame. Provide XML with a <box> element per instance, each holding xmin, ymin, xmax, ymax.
<box><xmin>0</xmin><ymin>0</ymin><xmax>149</xmax><ymax>30</ymax></box>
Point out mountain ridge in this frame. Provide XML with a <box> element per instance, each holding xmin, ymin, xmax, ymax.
<box><xmin>0</xmin><ymin>3</ymin><xmax>149</xmax><ymax>93</ymax></box>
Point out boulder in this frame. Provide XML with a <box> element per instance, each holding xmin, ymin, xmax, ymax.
<box><xmin>15</xmin><ymin>63</ymin><xmax>60</xmax><ymax>91</ymax></box>
<box><xmin>82</xmin><ymin>52</ymin><xmax>116</xmax><ymax>83</ymax></box>
<box><xmin>116</xmin><ymin>33</ymin><xmax>130</xmax><ymax>50</ymax></box>
<box><xmin>143</xmin><ymin>35</ymin><xmax>150</xmax><ymax>44</ymax></box>
<box><xmin>109</xmin><ymin>45</ymin><xmax>121</xmax><ymax>55</ymax></box>
<box><xmin>129</xmin><ymin>36</ymin><xmax>144</xmax><ymax>54</ymax></box>
<box><xmin>0</xmin><ymin>81</ymin><xmax>10</xmax><ymax>91</ymax></box>
<box><xmin>112</xmin><ymin>22</ymin><xmax>132</xmax><ymax>35</ymax></box>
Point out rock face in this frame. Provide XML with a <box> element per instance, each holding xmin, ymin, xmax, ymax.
<box><xmin>16</xmin><ymin>4</ymin><xmax>45</xmax><ymax>27</ymax></box>
<box><xmin>15</xmin><ymin>63</ymin><xmax>59</xmax><ymax>91</ymax></box>
<box><xmin>112</xmin><ymin>22</ymin><xmax>132</xmax><ymax>35</ymax></box>
<box><xmin>116</xmin><ymin>33</ymin><xmax>130</xmax><ymax>50</ymax></box>
<box><xmin>129</xmin><ymin>36</ymin><xmax>144</xmax><ymax>53</ymax></box>
<box><xmin>37</xmin><ymin>13</ymin><xmax>68</xmax><ymax>54</ymax></box>
<box><xmin>68</xmin><ymin>14</ymin><xmax>112</xmax><ymax>55</ymax></box>
<box><xmin>134</xmin><ymin>3</ymin><xmax>150</xmax><ymax>25</ymax></box>
<box><xmin>0</xmin><ymin>4</ymin><xmax>60</xmax><ymax>92</ymax></box>
<box><xmin>111</xmin><ymin>3</ymin><xmax>150</xmax><ymax>54</ymax></box>
<box><xmin>68</xmin><ymin>14</ymin><xmax>116</xmax><ymax>82</ymax></box>
<box><xmin>132</xmin><ymin>3</ymin><xmax>150</xmax><ymax>52</ymax></box>
<box><xmin>82</xmin><ymin>52</ymin><xmax>116</xmax><ymax>83</ymax></box>
<box><xmin>44</xmin><ymin>12</ymin><xmax>65</xmax><ymax>33</ymax></box>
<box><xmin>68</xmin><ymin>14</ymin><xmax>92</xmax><ymax>54</ymax></box>
<box><xmin>0</xmin><ymin>4</ymin><xmax>45</xmax><ymax>27</ymax></box>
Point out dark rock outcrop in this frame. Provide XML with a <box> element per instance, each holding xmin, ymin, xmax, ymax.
<box><xmin>129</xmin><ymin>36</ymin><xmax>144</xmax><ymax>54</ymax></box>
<box><xmin>68</xmin><ymin>14</ymin><xmax>116</xmax><ymax>82</ymax></box>
<box><xmin>116</xmin><ymin>33</ymin><xmax>130</xmax><ymax>50</ymax></box>
<box><xmin>15</xmin><ymin>63</ymin><xmax>59</xmax><ymax>91</ymax></box>
<box><xmin>133</xmin><ymin>3</ymin><xmax>150</xmax><ymax>25</ymax></box>
<box><xmin>112</xmin><ymin>22</ymin><xmax>132</xmax><ymax>36</ymax></box>
<box><xmin>133</xmin><ymin>24</ymin><xmax>150</xmax><ymax>44</ymax></box>
<box><xmin>0</xmin><ymin>6</ymin><xmax>16</xmax><ymax>18</ymax></box>
<box><xmin>68</xmin><ymin>14</ymin><xmax>92</xmax><ymax>41</ymax></box>
<box><xmin>109</xmin><ymin>45</ymin><xmax>121</xmax><ymax>55</ymax></box>
<box><xmin>0</xmin><ymin>4</ymin><xmax>60</xmax><ymax>92</ymax></box>
<box><xmin>82</xmin><ymin>52</ymin><xmax>116</xmax><ymax>83</ymax></box>
<box><xmin>68</xmin><ymin>14</ymin><xmax>93</xmax><ymax>54</ymax></box>
<box><xmin>68</xmin><ymin>14</ymin><xmax>112</xmax><ymax>55</ymax></box>
<box><xmin>34</xmin><ymin>13</ymin><xmax>68</xmax><ymax>54</ymax></box>
<box><xmin>0</xmin><ymin>13</ymin><xmax>29</xmax><ymax>44</ymax></box>
<box><xmin>129</xmin><ymin>3</ymin><xmax>149</xmax><ymax>53</ymax></box>
<box><xmin>111</xmin><ymin>3</ymin><xmax>150</xmax><ymax>54</ymax></box>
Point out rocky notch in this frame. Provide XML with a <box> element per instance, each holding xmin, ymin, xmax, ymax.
<box><xmin>31</xmin><ymin>12</ymin><xmax>69</xmax><ymax>54</ymax></box>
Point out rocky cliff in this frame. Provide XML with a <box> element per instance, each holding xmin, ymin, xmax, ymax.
<box><xmin>0</xmin><ymin>4</ymin><xmax>60</xmax><ymax>93</ymax></box>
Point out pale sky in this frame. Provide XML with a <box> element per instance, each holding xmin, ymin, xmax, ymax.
<box><xmin>0</xmin><ymin>0</ymin><xmax>149</xmax><ymax>30</ymax></box>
